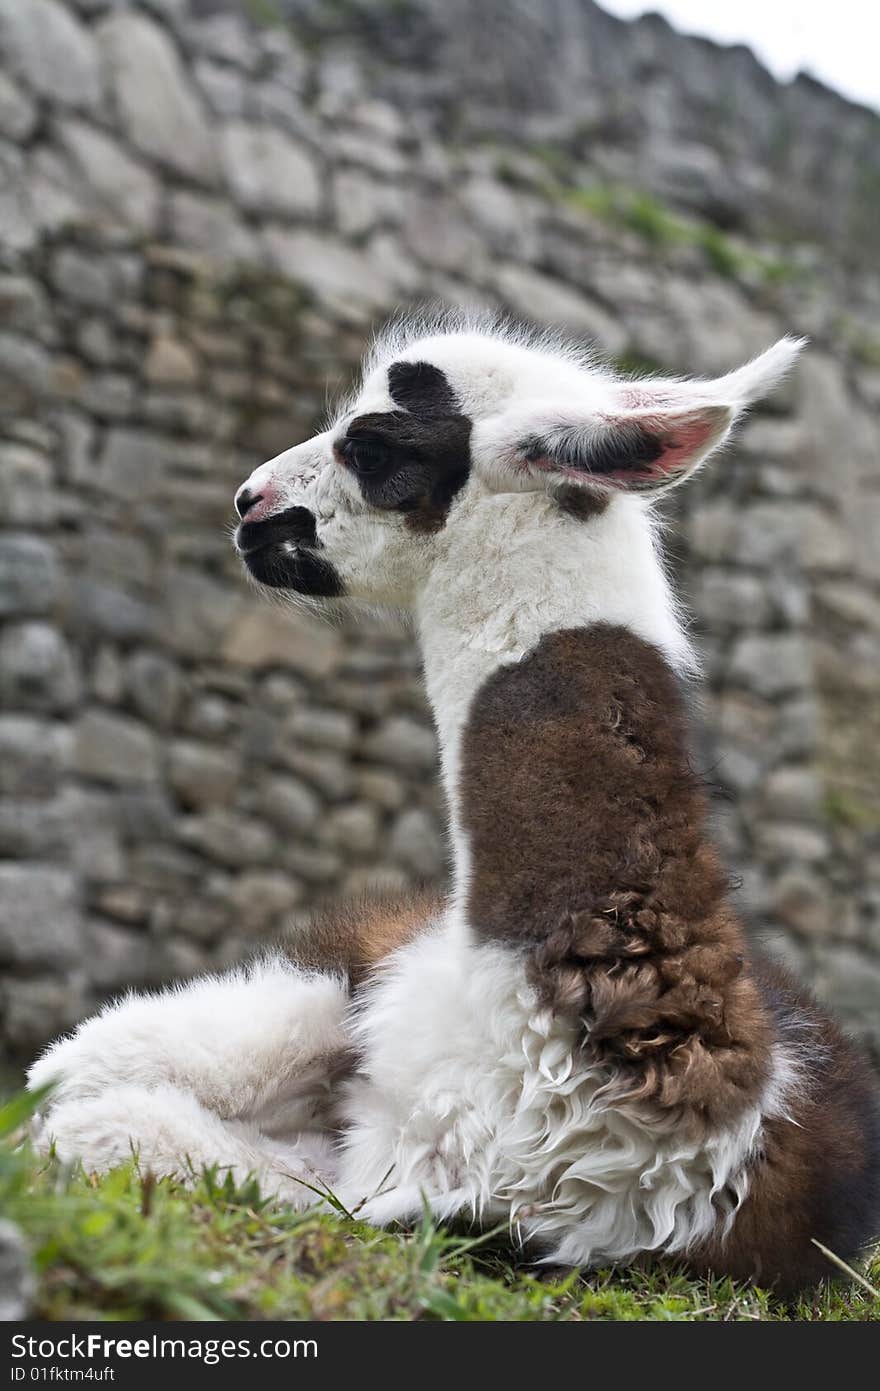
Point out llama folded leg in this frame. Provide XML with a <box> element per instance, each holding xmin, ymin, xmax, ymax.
<box><xmin>28</xmin><ymin>955</ymin><xmax>351</xmax><ymax>1179</ymax></box>
<box><xmin>27</xmin><ymin>892</ymin><xmax>443</xmax><ymax>1189</ymax></box>
<box><xmin>36</xmin><ymin>1082</ymin><xmax>340</xmax><ymax>1206</ymax></box>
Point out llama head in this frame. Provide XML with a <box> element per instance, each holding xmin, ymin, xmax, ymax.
<box><xmin>233</xmin><ymin>314</ymin><xmax>804</xmax><ymax>610</ymax></box>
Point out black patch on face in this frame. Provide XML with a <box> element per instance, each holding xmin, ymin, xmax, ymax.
<box><xmin>522</xmin><ymin>422</ymin><xmax>664</xmax><ymax>479</ymax></box>
<box><xmin>553</xmin><ymin>484</ymin><xmax>611</xmax><ymax>521</ymax></box>
<box><xmin>387</xmin><ymin>360</ymin><xmax>459</xmax><ymax>414</ymax></box>
<box><xmin>235</xmin><ymin>505</ymin><xmax>344</xmax><ymax>597</ymax></box>
<box><xmin>236</xmin><ymin>504</ymin><xmax>318</xmax><ymax>555</ymax></box>
<box><xmin>336</xmin><ymin>361</ymin><xmax>471</xmax><ymax>531</ymax></box>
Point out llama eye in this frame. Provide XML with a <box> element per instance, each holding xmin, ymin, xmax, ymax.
<box><xmin>338</xmin><ymin>434</ymin><xmax>389</xmax><ymax>477</ymax></box>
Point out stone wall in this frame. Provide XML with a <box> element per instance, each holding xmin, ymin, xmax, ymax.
<box><xmin>1</xmin><ymin>0</ymin><xmax>878</xmax><ymax>1060</ymax></box>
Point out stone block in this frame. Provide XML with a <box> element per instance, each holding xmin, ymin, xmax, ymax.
<box><xmin>222</xmin><ymin>605</ymin><xmax>342</xmax><ymax>677</ymax></box>
<box><xmin>729</xmin><ymin>634</ymin><xmax>812</xmax><ymax>698</ymax></box>
<box><xmin>97</xmin><ymin>10</ymin><xmax>218</xmax><ymax>182</ymax></box>
<box><xmin>59</xmin><ymin>119</ymin><xmax>161</xmax><ymax>232</ymax></box>
<box><xmin>390</xmin><ymin>807</ymin><xmax>445</xmax><ymax>878</ymax></box>
<box><xmin>0</xmin><ymin>864</ymin><xmax>82</xmax><ymax>968</ymax></box>
<box><xmin>221</xmin><ymin>122</ymin><xmax>321</xmax><ymax>217</ymax></box>
<box><xmin>228</xmin><ymin>871</ymin><xmax>302</xmax><ymax>934</ymax></box>
<box><xmin>1</xmin><ymin>975</ymin><xmax>89</xmax><ymax>1055</ymax></box>
<box><xmin>363</xmin><ymin>716</ymin><xmax>437</xmax><ymax>772</ymax></box>
<box><xmin>0</xmin><ymin>0</ymin><xmax>102</xmax><ymax>109</ymax></box>
<box><xmin>0</xmin><ymin>445</ymin><xmax>55</xmax><ymax>528</ymax></box>
<box><xmin>125</xmin><ymin>650</ymin><xmax>184</xmax><ymax>727</ymax></box>
<box><xmin>324</xmin><ymin>802</ymin><xmax>380</xmax><ymax>856</ymax></box>
<box><xmin>177</xmin><ymin>810</ymin><xmax>275</xmax><ymax>868</ymax></box>
<box><xmin>261</xmin><ymin>775</ymin><xmax>320</xmax><ymax>834</ymax></box>
<box><xmin>71</xmin><ymin>709</ymin><xmax>159</xmax><ymax>785</ymax></box>
<box><xmin>168</xmin><ymin>738</ymin><xmax>240</xmax><ymax>809</ymax></box>
<box><xmin>0</xmin><ymin>622</ymin><xmax>80</xmax><ymax>712</ymax></box>
<box><xmin>0</xmin><ymin>716</ymin><xmax>70</xmax><ymax>798</ymax></box>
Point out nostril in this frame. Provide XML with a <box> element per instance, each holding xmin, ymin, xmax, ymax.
<box><xmin>235</xmin><ymin>487</ymin><xmax>263</xmax><ymax>519</ymax></box>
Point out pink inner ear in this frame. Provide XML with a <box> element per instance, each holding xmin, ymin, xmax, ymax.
<box><xmin>593</xmin><ymin>407</ymin><xmax>728</xmax><ymax>488</ymax></box>
<box><xmin>647</xmin><ymin>413</ymin><xmax>720</xmax><ymax>477</ymax></box>
<box><xmin>519</xmin><ymin>405</ymin><xmax>728</xmax><ymax>490</ymax></box>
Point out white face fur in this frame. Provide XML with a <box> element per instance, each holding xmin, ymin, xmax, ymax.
<box><xmin>233</xmin><ymin>316</ymin><xmax>804</xmax><ymax>614</ymax></box>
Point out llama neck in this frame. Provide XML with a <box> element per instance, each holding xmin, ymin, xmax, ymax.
<box><xmin>414</xmin><ymin>486</ymin><xmax>695</xmax><ymax>907</ymax></box>
<box><xmin>415</xmin><ymin>491</ymin><xmax>774</xmax><ymax>1138</ymax></box>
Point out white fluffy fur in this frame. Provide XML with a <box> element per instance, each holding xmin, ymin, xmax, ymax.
<box><xmin>414</xmin><ymin>483</ymin><xmax>694</xmax><ymax>907</ymax></box>
<box><xmin>338</xmin><ymin>923</ymin><xmax>798</xmax><ymax>1263</ymax></box>
<box><xmin>30</xmin><ymin>317</ymin><xmax>806</xmax><ymax>1268</ymax></box>
<box><xmin>30</xmin><ymin>957</ymin><xmax>349</xmax><ymax>1206</ymax></box>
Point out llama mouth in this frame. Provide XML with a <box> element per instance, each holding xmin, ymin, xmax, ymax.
<box><xmin>236</xmin><ymin>534</ymin><xmax>344</xmax><ymax>597</ymax></box>
<box><xmin>234</xmin><ymin>505</ymin><xmax>343</xmax><ymax>597</ymax></box>
<box><xmin>235</xmin><ymin>505</ymin><xmax>319</xmax><ymax>556</ymax></box>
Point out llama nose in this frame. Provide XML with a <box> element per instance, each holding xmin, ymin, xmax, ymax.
<box><xmin>235</xmin><ymin>485</ymin><xmax>263</xmax><ymax>519</ymax></box>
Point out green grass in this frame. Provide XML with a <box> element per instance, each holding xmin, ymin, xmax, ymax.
<box><xmin>243</xmin><ymin>0</ymin><xmax>285</xmax><ymax>26</ymax></box>
<box><xmin>823</xmin><ymin>786</ymin><xmax>880</xmax><ymax>832</ymax></box>
<box><xmin>850</xmin><ymin>331</ymin><xmax>880</xmax><ymax>369</ymax></box>
<box><xmin>563</xmin><ymin>184</ymin><xmax>803</xmax><ymax>285</ymax></box>
<box><xmin>3</xmin><ymin>1093</ymin><xmax>878</xmax><ymax>1321</ymax></box>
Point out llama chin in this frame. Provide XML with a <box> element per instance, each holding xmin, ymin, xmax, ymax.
<box><xmin>29</xmin><ymin>311</ymin><xmax>880</xmax><ymax>1293</ymax></box>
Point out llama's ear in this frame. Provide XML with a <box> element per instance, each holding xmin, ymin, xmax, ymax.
<box><xmin>519</xmin><ymin>403</ymin><xmax>732</xmax><ymax>494</ymax></box>
<box><xmin>511</xmin><ymin>336</ymin><xmax>806</xmax><ymax>496</ymax></box>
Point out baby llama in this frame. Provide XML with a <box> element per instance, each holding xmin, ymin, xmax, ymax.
<box><xmin>30</xmin><ymin>313</ymin><xmax>880</xmax><ymax>1292</ymax></box>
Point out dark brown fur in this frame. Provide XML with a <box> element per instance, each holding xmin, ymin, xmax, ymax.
<box><xmin>403</xmin><ymin>500</ymin><xmax>453</xmax><ymax>534</ymax></box>
<box><xmin>274</xmin><ymin>624</ymin><xmax>879</xmax><ymax>1290</ymax></box>
<box><xmin>691</xmin><ymin>960</ymin><xmax>880</xmax><ymax>1291</ymax></box>
<box><xmin>460</xmin><ymin>623</ymin><xmax>880</xmax><ymax>1289</ymax></box>
<box><xmin>552</xmin><ymin>484</ymin><xmax>611</xmax><ymax>521</ymax></box>
<box><xmin>461</xmin><ymin>623</ymin><xmax>773</xmax><ymax>1127</ymax></box>
<box><xmin>281</xmin><ymin>888</ymin><xmax>444</xmax><ymax>991</ymax></box>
